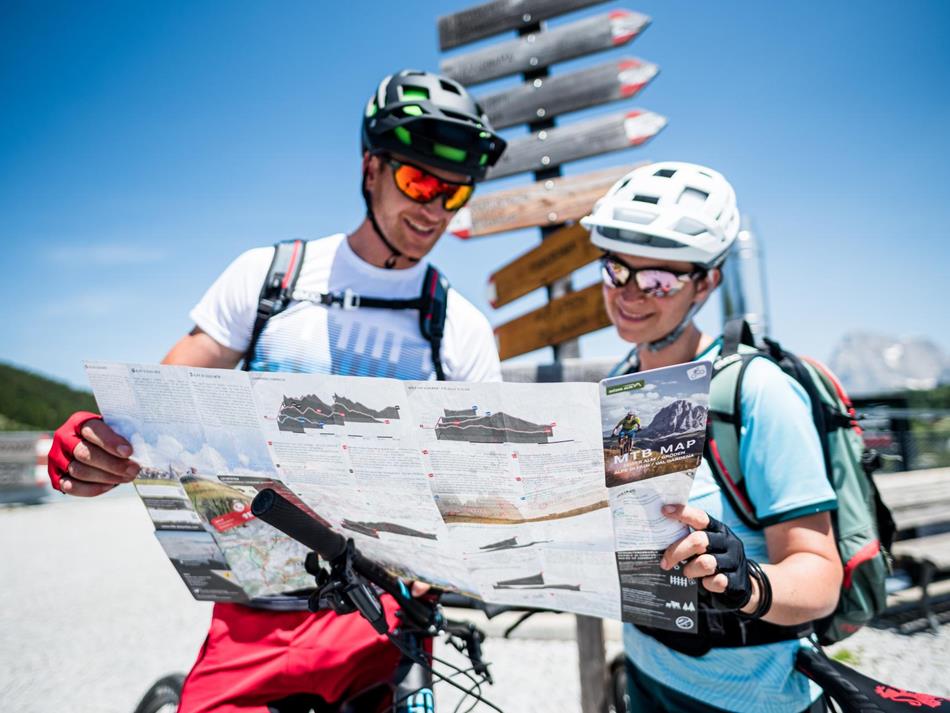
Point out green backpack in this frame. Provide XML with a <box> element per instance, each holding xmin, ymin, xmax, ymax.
<box><xmin>707</xmin><ymin>320</ymin><xmax>896</xmax><ymax>644</ymax></box>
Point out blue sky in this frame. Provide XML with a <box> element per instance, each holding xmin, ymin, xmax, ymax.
<box><xmin>2</xmin><ymin>1</ymin><xmax>948</xmax><ymax>388</ymax></box>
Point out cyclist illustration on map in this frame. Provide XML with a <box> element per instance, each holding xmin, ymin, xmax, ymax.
<box><xmin>612</xmin><ymin>410</ymin><xmax>641</xmax><ymax>455</ymax></box>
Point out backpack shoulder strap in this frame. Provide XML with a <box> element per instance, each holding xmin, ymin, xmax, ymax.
<box><xmin>705</xmin><ymin>346</ymin><xmax>767</xmax><ymax>529</ymax></box>
<box><xmin>285</xmin><ymin>261</ymin><xmax>450</xmax><ymax>380</ymax></box>
<box><xmin>242</xmin><ymin>240</ymin><xmax>306</xmax><ymax>371</ymax></box>
<box><xmin>418</xmin><ymin>265</ymin><xmax>450</xmax><ymax>381</ymax></box>
<box><xmin>609</xmin><ymin>346</ymin><xmax>640</xmax><ymax>377</ymax></box>
<box><xmin>721</xmin><ymin>318</ymin><xmax>757</xmax><ymax>357</ymax></box>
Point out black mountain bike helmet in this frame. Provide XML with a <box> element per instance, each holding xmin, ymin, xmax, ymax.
<box><xmin>362</xmin><ymin>69</ymin><xmax>506</xmax><ymax>181</ymax></box>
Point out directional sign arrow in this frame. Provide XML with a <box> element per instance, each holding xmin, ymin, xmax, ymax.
<box><xmin>485</xmin><ymin>109</ymin><xmax>666</xmax><ymax>180</ymax></box>
<box><xmin>440</xmin><ymin>10</ymin><xmax>650</xmax><ymax>86</ymax></box>
<box><xmin>438</xmin><ymin>0</ymin><xmax>608</xmax><ymax>51</ymax></box>
<box><xmin>494</xmin><ymin>283</ymin><xmax>611</xmax><ymax>361</ymax></box>
<box><xmin>487</xmin><ymin>223</ymin><xmax>603</xmax><ymax>308</ymax></box>
<box><xmin>480</xmin><ymin>57</ymin><xmax>659</xmax><ymax>129</ymax></box>
<box><xmin>448</xmin><ymin>164</ymin><xmax>632</xmax><ymax>238</ymax></box>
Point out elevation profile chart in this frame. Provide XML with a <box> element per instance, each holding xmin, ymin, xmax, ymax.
<box><xmin>278</xmin><ymin>393</ymin><xmax>401</xmax><ymax>434</ymax></box>
<box><xmin>434</xmin><ymin>408</ymin><xmax>554</xmax><ymax>444</ymax></box>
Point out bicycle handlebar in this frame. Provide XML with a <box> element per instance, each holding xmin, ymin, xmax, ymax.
<box><xmin>250</xmin><ymin>488</ymin><xmax>435</xmax><ymax>630</ymax></box>
<box><xmin>251</xmin><ymin>489</ymin><xmax>347</xmax><ymax>560</ymax></box>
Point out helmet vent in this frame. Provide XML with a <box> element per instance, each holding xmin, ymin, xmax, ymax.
<box><xmin>401</xmin><ymin>86</ymin><xmax>430</xmax><ymax>101</ymax></box>
<box><xmin>633</xmin><ymin>194</ymin><xmax>659</xmax><ymax>204</ymax></box>
<box><xmin>673</xmin><ymin>218</ymin><xmax>708</xmax><ymax>236</ymax></box>
<box><xmin>600</xmin><ymin>226</ymin><xmax>684</xmax><ymax>248</ymax></box>
<box><xmin>440</xmin><ymin>79</ymin><xmax>461</xmax><ymax>95</ymax></box>
<box><xmin>442</xmin><ymin>109</ymin><xmax>474</xmax><ymax>122</ymax></box>
<box><xmin>613</xmin><ymin>207</ymin><xmax>655</xmax><ymax>225</ymax></box>
<box><xmin>654</xmin><ymin>168</ymin><xmax>677</xmax><ymax>178</ymax></box>
<box><xmin>678</xmin><ymin>187</ymin><xmax>709</xmax><ymax>208</ymax></box>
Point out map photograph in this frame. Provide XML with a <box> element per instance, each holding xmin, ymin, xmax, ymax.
<box><xmin>107</xmin><ymin>413</ymin><xmax>276</xmax><ymax>479</ymax></box>
<box><xmin>155</xmin><ymin>530</ymin><xmax>248</xmax><ymax>603</ymax></box>
<box><xmin>601</xmin><ymin>362</ymin><xmax>711</xmax><ymax>486</ymax></box>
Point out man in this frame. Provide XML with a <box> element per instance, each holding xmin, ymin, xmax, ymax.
<box><xmin>612</xmin><ymin>410</ymin><xmax>641</xmax><ymax>454</ymax></box>
<box><xmin>612</xmin><ymin>410</ymin><xmax>641</xmax><ymax>437</ymax></box>
<box><xmin>583</xmin><ymin>162</ymin><xmax>841</xmax><ymax>712</ymax></box>
<box><xmin>47</xmin><ymin>69</ymin><xmax>507</xmax><ymax>712</ymax></box>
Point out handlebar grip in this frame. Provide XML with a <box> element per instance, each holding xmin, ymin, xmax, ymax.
<box><xmin>251</xmin><ymin>488</ymin><xmax>346</xmax><ymax>561</ymax></box>
<box><xmin>251</xmin><ymin>488</ymin><xmax>436</xmax><ymax>629</ymax></box>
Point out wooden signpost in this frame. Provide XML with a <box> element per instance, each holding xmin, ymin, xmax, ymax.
<box><xmin>440</xmin><ymin>10</ymin><xmax>649</xmax><ymax>85</ymax></box>
<box><xmin>449</xmin><ymin>165</ymin><xmax>630</xmax><ymax>238</ymax></box>
<box><xmin>479</xmin><ymin>56</ymin><xmax>659</xmax><ymax>129</ymax></box>
<box><xmin>486</xmin><ymin>108</ymin><xmax>665</xmax><ymax>180</ymax></box>
<box><xmin>438</xmin><ymin>0</ymin><xmax>607</xmax><ymax>50</ymax></box>
<box><xmin>494</xmin><ymin>283</ymin><xmax>611</xmax><ymax>360</ymax></box>
<box><xmin>436</xmin><ymin>2</ymin><xmax>665</xmax><ymax>707</ymax></box>
<box><xmin>487</xmin><ymin>223</ymin><xmax>601</xmax><ymax>307</ymax></box>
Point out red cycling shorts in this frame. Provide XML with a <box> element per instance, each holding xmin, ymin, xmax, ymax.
<box><xmin>178</xmin><ymin>596</ymin><xmax>404</xmax><ymax>712</ymax></box>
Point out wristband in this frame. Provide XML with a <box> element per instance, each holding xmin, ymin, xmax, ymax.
<box><xmin>740</xmin><ymin>560</ymin><xmax>773</xmax><ymax>620</ymax></box>
<box><xmin>48</xmin><ymin>411</ymin><xmax>102</xmax><ymax>492</ymax></box>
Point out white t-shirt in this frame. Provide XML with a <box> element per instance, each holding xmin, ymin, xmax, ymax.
<box><xmin>190</xmin><ymin>233</ymin><xmax>501</xmax><ymax>383</ymax></box>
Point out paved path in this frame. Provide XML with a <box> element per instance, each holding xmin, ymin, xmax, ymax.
<box><xmin>2</xmin><ymin>492</ymin><xmax>948</xmax><ymax>712</ymax></box>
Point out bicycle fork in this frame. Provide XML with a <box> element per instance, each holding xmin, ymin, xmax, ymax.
<box><xmin>392</xmin><ymin>633</ymin><xmax>434</xmax><ymax>713</ymax></box>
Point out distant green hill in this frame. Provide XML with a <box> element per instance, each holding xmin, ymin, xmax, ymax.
<box><xmin>0</xmin><ymin>362</ymin><xmax>98</xmax><ymax>431</ymax></box>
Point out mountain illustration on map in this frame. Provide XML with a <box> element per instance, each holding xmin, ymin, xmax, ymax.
<box><xmin>436</xmin><ymin>494</ymin><xmax>607</xmax><ymax>525</ymax></box>
<box><xmin>435</xmin><ymin>407</ymin><xmax>554</xmax><ymax>444</ymax></box>
<box><xmin>341</xmin><ymin>519</ymin><xmax>438</xmax><ymax>541</ymax></box>
<box><xmin>278</xmin><ymin>393</ymin><xmax>401</xmax><ymax>434</ymax></box>
<box><xmin>494</xmin><ymin>572</ymin><xmax>581</xmax><ymax>591</ymax></box>
<box><xmin>480</xmin><ymin>536</ymin><xmax>551</xmax><ymax>552</ymax></box>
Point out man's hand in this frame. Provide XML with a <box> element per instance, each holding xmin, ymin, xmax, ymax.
<box><xmin>409</xmin><ymin>581</ymin><xmax>432</xmax><ymax>598</ymax></box>
<box><xmin>48</xmin><ymin>412</ymin><xmax>140</xmax><ymax>497</ymax></box>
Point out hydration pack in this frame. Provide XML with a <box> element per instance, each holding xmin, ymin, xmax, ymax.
<box><xmin>242</xmin><ymin>239</ymin><xmax>450</xmax><ymax>380</ymax></box>
<box><xmin>706</xmin><ymin>319</ymin><xmax>895</xmax><ymax>644</ymax></box>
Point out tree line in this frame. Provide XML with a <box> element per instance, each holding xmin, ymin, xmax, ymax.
<box><xmin>0</xmin><ymin>362</ymin><xmax>98</xmax><ymax>431</ymax></box>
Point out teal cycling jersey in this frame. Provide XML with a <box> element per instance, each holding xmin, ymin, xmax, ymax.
<box><xmin>624</xmin><ymin>340</ymin><xmax>836</xmax><ymax>713</ymax></box>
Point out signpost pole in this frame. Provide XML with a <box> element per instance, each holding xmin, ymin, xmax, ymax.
<box><xmin>519</xmin><ymin>20</ymin><xmax>580</xmax><ymax>362</ymax></box>
<box><xmin>517</xmin><ymin>22</ymin><xmax>602</xmax><ymax>710</ymax></box>
<box><xmin>438</xmin><ymin>3</ymin><xmax>664</xmax><ymax>706</ymax></box>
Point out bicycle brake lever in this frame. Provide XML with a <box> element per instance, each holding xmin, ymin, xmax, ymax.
<box><xmin>457</xmin><ymin>623</ymin><xmax>492</xmax><ymax>684</ymax></box>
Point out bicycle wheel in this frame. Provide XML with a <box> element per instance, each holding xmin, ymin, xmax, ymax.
<box><xmin>132</xmin><ymin>673</ymin><xmax>185</xmax><ymax>713</ymax></box>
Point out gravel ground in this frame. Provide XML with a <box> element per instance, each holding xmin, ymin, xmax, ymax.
<box><xmin>2</xmin><ymin>491</ymin><xmax>948</xmax><ymax>713</ymax></box>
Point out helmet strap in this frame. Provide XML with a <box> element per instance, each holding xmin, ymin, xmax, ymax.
<box><xmin>360</xmin><ymin>169</ymin><xmax>419</xmax><ymax>270</ymax></box>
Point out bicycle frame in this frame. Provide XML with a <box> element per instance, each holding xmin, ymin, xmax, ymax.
<box><xmin>251</xmin><ymin>488</ymin><xmax>498</xmax><ymax>713</ymax></box>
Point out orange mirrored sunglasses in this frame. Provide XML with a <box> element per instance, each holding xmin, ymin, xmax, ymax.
<box><xmin>387</xmin><ymin>158</ymin><xmax>474</xmax><ymax>212</ymax></box>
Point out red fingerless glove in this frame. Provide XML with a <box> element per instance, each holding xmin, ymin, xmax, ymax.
<box><xmin>48</xmin><ymin>411</ymin><xmax>102</xmax><ymax>492</ymax></box>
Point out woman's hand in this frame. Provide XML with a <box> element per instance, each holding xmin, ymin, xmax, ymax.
<box><xmin>660</xmin><ymin>504</ymin><xmax>758</xmax><ymax>612</ymax></box>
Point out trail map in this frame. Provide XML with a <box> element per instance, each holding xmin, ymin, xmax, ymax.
<box><xmin>86</xmin><ymin>361</ymin><xmax>710</xmax><ymax>632</ymax></box>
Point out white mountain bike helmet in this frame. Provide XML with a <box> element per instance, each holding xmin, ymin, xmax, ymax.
<box><xmin>585</xmin><ymin>162</ymin><xmax>741</xmax><ymax>361</ymax></box>
<box><xmin>581</xmin><ymin>161</ymin><xmax>739</xmax><ymax>269</ymax></box>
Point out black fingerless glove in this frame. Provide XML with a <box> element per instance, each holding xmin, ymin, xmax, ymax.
<box><xmin>704</xmin><ymin>516</ymin><xmax>754</xmax><ymax>611</ymax></box>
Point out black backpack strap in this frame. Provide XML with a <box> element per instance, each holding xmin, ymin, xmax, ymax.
<box><xmin>418</xmin><ymin>266</ymin><xmax>449</xmax><ymax>381</ymax></box>
<box><xmin>242</xmin><ymin>240</ymin><xmax>306</xmax><ymax>371</ymax></box>
<box><xmin>721</xmin><ymin>318</ymin><xmax>757</xmax><ymax>358</ymax></box>
<box><xmin>291</xmin><ymin>264</ymin><xmax>451</xmax><ymax>381</ymax></box>
<box><xmin>637</xmin><ymin>606</ymin><xmax>811</xmax><ymax>656</ymax></box>
<box><xmin>315</xmin><ymin>292</ymin><xmax>420</xmax><ymax>310</ymax></box>
<box><xmin>609</xmin><ymin>346</ymin><xmax>640</xmax><ymax>377</ymax></box>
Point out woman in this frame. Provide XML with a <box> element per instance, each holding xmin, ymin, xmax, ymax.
<box><xmin>582</xmin><ymin>162</ymin><xmax>841</xmax><ymax>713</ymax></box>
